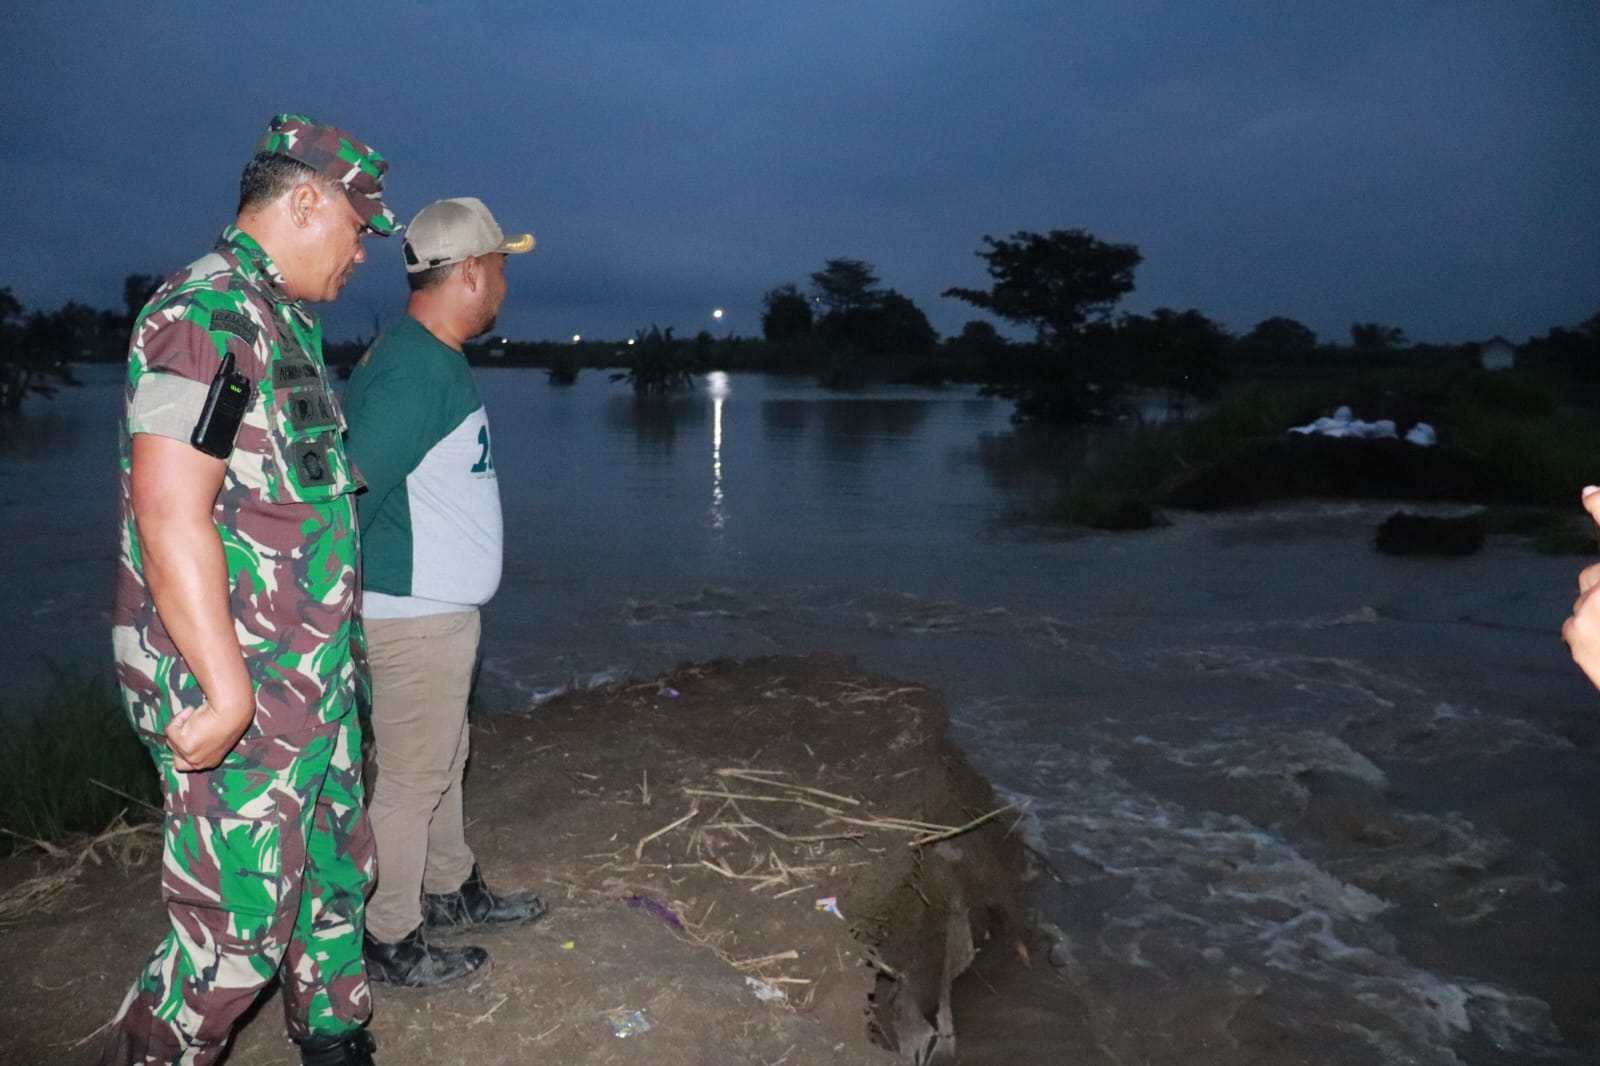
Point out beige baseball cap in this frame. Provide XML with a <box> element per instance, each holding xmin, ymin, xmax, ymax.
<box><xmin>402</xmin><ymin>197</ymin><xmax>535</xmax><ymax>273</ymax></box>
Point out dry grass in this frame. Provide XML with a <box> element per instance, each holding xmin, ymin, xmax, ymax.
<box><xmin>597</xmin><ymin>754</ymin><xmax>1018</xmax><ymax>1003</ymax></box>
<box><xmin>0</xmin><ymin>815</ymin><xmax>158</xmax><ymax>924</ymax></box>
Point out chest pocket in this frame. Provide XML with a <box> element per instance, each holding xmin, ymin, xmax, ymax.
<box><xmin>262</xmin><ymin>336</ymin><xmax>356</xmax><ymax>502</ymax></box>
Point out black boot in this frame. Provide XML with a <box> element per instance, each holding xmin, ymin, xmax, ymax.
<box><xmin>363</xmin><ymin>925</ymin><xmax>488</xmax><ymax>987</ymax></box>
<box><xmin>423</xmin><ymin>863</ymin><xmax>549</xmax><ymax>930</ymax></box>
<box><xmin>296</xmin><ymin>1027</ymin><xmax>377</xmax><ymax>1066</ymax></box>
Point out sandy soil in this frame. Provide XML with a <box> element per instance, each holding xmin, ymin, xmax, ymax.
<box><xmin>0</xmin><ymin>656</ymin><xmax>1037</xmax><ymax>1066</ymax></box>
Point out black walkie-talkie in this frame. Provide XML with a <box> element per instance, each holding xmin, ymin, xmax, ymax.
<box><xmin>191</xmin><ymin>351</ymin><xmax>252</xmax><ymax>459</ymax></box>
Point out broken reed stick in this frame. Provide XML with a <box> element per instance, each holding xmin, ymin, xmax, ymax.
<box><xmin>765</xmin><ymin>852</ymin><xmax>821</xmax><ymax>881</ymax></box>
<box><xmin>465</xmin><ymin>993</ymin><xmax>510</xmax><ymax>1026</ymax></box>
<box><xmin>698</xmin><ymin>858</ymin><xmax>772</xmax><ymax>882</ymax></box>
<box><xmin>0</xmin><ymin>827</ymin><xmax>70</xmax><ymax>860</ymax></box>
<box><xmin>684</xmin><ymin>787</ymin><xmax>964</xmax><ymax>838</ymax></box>
<box><xmin>834</xmin><ymin>681</ymin><xmax>922</xmax><ymax>699</ymax></box>
<box><xmin>677</xmin><ymin>917</ymin><xmax>807</xmax><ymax>987</ymax></box>
<box><xmin>715</xmin><ymin>768</ymin><xmax>861</xmax><ymax>807</ymax></box>
<box><xmin>634</xmin><ymin>805</ymin><xmax>699</xmax><ymax>861</ymax></box>
<box><xmin>683</xmin><ymin>788</ymin><xmax>842</xmax><ymax>815</ymax></box>
<box><xmin>639</xmin><ymin>779</ymin><xmax>1001</xmax><ymax>879</ymax></box>
<box><xmin>732</xmin><ymin>949</ymin><xmax>801</xmax><ymax>970</ymax></box>
<box><xmin>66</xmin><ymin>1016</ymin><xmax>117</xmax><ymax>1050</ymax></box>
<box><xmin>828</xmin><ymin>814</ymin><xmax>952</xmax><ymax>834</ymax></box>
<box><xmin>88</xmin><ymin>778</ymin><xmax>162</xmax><ymax>816</ymax></box>
<box><xmin>711</xmin><ymin>815</ymin><xmax>864</xmax><ymax>846</ymax></box>
<box><xmin>907</xmin><ymin>804</ymin><xmax>1015</xmax><ymax>847</ymax></box>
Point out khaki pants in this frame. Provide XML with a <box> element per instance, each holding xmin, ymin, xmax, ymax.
<box><xmin>363</xmin><ymin>609</ymin><xmax>480</xmax><ymax>943</ymax></box>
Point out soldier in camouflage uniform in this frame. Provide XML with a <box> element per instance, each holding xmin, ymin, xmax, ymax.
<box><xmin>102</xmin><ymin>114</ymin><xmax>397</xmax><ymax>1066</ymax></box>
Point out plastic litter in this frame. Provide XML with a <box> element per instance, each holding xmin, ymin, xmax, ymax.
<box><xmin>625</xmin><ymin>893</ymin><xmax>684</xmax><ymax>931</ymax></box>
<box><xmin>560</xmin><ymin>940</ymin><xmax>575</xmax><ymax>950</ymax></box>
<box><xmin>746</xmin><ymin>976</ymin><xmax>787</xmax><ymax>1003</ymax></box>
<box><xmin>815</xmin><ymin>896</ymin><xmax>844</xmax><ymax>920</ymax></box>
<box><xmin>612</xmin><ymin>1009</ymin><xmax>651</xmax><ymax>1038</ymax></box>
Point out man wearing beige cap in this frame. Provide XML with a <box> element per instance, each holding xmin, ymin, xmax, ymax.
<box><xmin>342</xmin><ymin>198</ymin><xmax>545</xmax><ymax>987</ymax></box>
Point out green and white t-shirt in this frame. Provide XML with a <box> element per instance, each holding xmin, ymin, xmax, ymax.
<box><xmin>342</xmin><ymin>316</ymin><xmax>502</xmax><ymax>618</ymax></box>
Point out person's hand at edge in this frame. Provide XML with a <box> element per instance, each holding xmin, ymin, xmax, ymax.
<box><xmin>1560</xmin><ymin>486</ymin><xmax>1600</xmax><ymax>691</ymax></box>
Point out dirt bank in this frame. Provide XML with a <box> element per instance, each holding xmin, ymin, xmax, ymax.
<box><xmin>0</xmin><ymin>655</ymin><xmax>1037</xmax><ymax>1065</ymax></box>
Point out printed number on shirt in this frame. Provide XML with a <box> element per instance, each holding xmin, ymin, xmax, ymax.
<box><xmin>472</xmin><ymin>424</ymin><xmax>494</xmax><ymax>474</ymax></box>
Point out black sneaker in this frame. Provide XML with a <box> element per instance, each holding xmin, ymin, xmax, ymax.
<box><xmin>423</xmin><ymin>863</ymin><xmax>549</xmax><ymax>931</ymax></box>
<box><xmin>296</xmin><ymin>1027</ymin><xmax>377</xmax><ymax>1066</ymax></box>
<box><xmin>363</xmin><ymin>925</ymin><xmax>488</xmax><ymax>987</ymax></box>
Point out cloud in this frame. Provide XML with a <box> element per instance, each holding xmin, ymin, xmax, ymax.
<box><xmin>2</xmin><ymin>2</ymin><xmax>1595</xmax><ymax>344</ymax></box>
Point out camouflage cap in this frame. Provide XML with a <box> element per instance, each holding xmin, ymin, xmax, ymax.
<box><xmin>254</xmin><ymin>113</ymin><xmax>398</xmax><ymax>236</ymax></box>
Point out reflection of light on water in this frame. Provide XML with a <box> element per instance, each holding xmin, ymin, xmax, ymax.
<box><xmin>707</xmin><ymin>372</ymin><xmax>729</xmax><ymax>531</ymax></box>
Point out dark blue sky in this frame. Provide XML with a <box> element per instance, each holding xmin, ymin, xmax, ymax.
<box><xmin>3</xmin><ymin>2</ymin><xmax>1596</xmax><ymax>345</ymax></box>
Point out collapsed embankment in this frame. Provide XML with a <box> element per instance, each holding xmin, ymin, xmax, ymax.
<box><xmin>0</xmin><ymin>654</ymin><xmax>1038</xmax><ymax>1065</ymax></box>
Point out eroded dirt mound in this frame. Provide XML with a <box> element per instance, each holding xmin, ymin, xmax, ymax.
<box><xmin>0</xmin><ymin>655</ymin><xmax>1033</xmax><ymax>1065</ymax></box>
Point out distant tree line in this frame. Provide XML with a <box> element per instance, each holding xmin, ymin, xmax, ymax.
<box><xmin>745</xmin><ymin>229</ymin><xmax>1596</xmax><ymax>424</ymax></box>
<box><xmin>5</xmin><ymin>238</ymin><xmax>1599</xmax><ymax>424</ymax></box>
<box><xmin>0</xmin><ymin>275</ymin><xmax>159</xmax><ymax>412</ymax></box>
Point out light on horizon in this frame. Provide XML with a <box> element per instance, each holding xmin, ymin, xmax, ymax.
<box><xmin>712</xmin><ymin>308</ymin><xmax>724</xmax><ymax>320</ymax></box>
<box><xmin>572</xmin><ymin>333</ymin><xmax>581</xmax><ymax>343</ymax></box>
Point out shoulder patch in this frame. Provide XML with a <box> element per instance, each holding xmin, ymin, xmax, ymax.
<box><xmin>211</xmin><ymin>309</ymin><xmax>260</xmax><ymax>345</ymax></box>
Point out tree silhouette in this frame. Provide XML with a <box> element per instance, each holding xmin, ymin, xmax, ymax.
<box><xmin>0</xmin><ymin>288</ymin><xmax>82</xmax><ymax>413</ymax></box>
<box><xmin>869</xmin><ymin>290</ymin><xmax>937</xmax><ymax>356</ymax></box>
<box><xmin>760</xmin><ymin>284</ymin><xmax>812</xmax><ymax>343</ymax></box>
<box><xmin>1113</xmin><ymin>307</ymin><xmax>1230</xmax><ymax>403</ymax></box>
<box><xmin>943</xmin><ymin>229</ymin><xmax>1141</xmax><ymax>424</ymax></box>
<box><xmin>943</xmin><ymin>229</ymin><xmax>1141</xmax><ymax>346</ymax></box>
<box><xmin>122</xmin><ymin>273</ymin><xmax>162</xmax><ymax>324</ymax></box>
<box><xmin>1238</xmin><ymin>316</ymin><xmax>1318</xmax><ymax>362</ymax></box>
<box><xmin>1349</xmin><ymin>321</ymin><xmax>1408</xmax><ymax>352</ymax></box>
<box><xmin>809</xmin><ymin>259</ymin><xmax>882</xmax><ymax>317</ymax></box>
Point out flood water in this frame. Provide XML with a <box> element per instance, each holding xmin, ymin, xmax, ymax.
<box><xmin>2</xmin><ymin>365</ymin><xmax>1597</xmax><ymax>1064</ymax></box>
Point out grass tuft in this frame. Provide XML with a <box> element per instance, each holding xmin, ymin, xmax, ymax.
<box><xmin>0</xmin><ymin>667</ymin><xmax>159</xmax><ymax>851</ymax></box>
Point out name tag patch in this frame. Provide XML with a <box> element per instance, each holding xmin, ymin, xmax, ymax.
<box><xmin>274</xmin><ymin>358</ymin><xmax>320</xmax><ymax>386</ymax></box>
<box><xmin>210</xmin><ymin>310</ymin><xmax>260</xmax><ymax>345</ymax></box>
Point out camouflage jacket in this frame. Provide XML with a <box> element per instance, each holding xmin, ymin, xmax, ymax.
<box><xmin>113</xmin><ymin>226</ymin><xmax>362</xmax><ymax>738</ymax></box>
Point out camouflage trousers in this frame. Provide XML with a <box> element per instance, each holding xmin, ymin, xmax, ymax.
<box><xmin>100</xmin><ymin>709</ymin><xmax>375</xmax><ymax>1066</ymax></box>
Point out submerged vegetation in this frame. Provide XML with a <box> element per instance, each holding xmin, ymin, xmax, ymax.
<box><xmin>607</xmin><ymin>325</ymin><xmax>704</xmax><ymax>394</ymax></box>
<box><xmin>1047</xmin><ymin>369</ymin><xmax>1600</xmax><ymax>534</ymax></box>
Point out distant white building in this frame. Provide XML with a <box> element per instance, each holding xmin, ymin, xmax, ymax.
<box><xmin>1478</xmin><ymin>335</ymin><xmax>1516</xmax><ymax>371</ymax></box>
